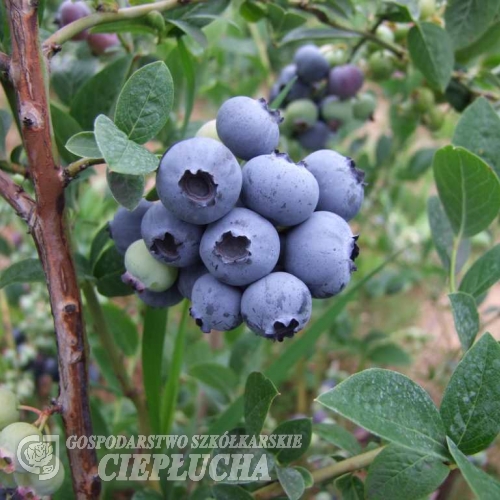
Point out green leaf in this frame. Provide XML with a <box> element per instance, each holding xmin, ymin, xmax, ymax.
<box><xmin>106</xmin><ymin>169</ymin><xmax>145</xmax><ymax>211</ymax></box>
<box><xmin>270</xmin><ymin>418</ymin><xmax>312</xmax><ymax>465</ymax></box>
<box><xmin>398</xmin><ymin>148</ymin><xmax>435</xmax><ymax>180</ymax></box>
<box><xmin>66</xmin><ymin>132</ymin><xmax>102</xmax><ymax>159</ymax></box>
<box><xmin>240</xmin><ymin>1</ymin><xmax>266</xmax><ymax>22</ymax></box>
<box><xmin>93</xmin><ymin>245</ymin><xmax>132</xmax><ymax>297</ymax></box>
<box><xmin>382</xmin><ymin>0</ymin><xmax>419</xmax><ymax>22</ymax></box>
<box><xmin>276</xmin><ymin>466</ymin><xmax>305</xmax><ymax>500</ymax></box>
<box><xmin>368</xmin><ymin>343</ymin><xmax>411</xmax><ymax>366</ymax></box>
<box><xmin>449</xmin><ymin>292</ymin><xmax>479</xmax><ymax>351</ymax></box>
<box><xmin>365</xmin><ymin>444</ymin><xmax>449</xmax><ymax>500</ymax></box>
<box><xmin>294</xmin><ymin>466</ymin><xmax>313</xmax><ymax>488</ymax></box>
<box><xmin>168</xmin><ymin>19</ymin><xmax>207</xmax><ymax>48</ymax></box>
<box><xmin>433</xmin><ymin>146</ymin><xmax>500</xmax><ymax>237</ymax></box>
<box><xmin>455</xmin><ymin>19</ymin><xmax>500</xmax><ymax>62</ymax></box>
<box><xmin>177</xmin><ymin>37</ymin><xmax>196</xmax><ymax>138</ymax></box>
<box><xmin>189</xmin><ymin>363</ymin><xmax>238</xmax><ymax>398</ymax></box>
<box><xmin>335</xmin><ymin>474</ymin><xmax>365</xmax><ymax>500</ymax></box>
<box><xmin>142</xmin><ymin>307</ymin><xmax>168</xmax><ymax>434</ymax></box>
<box><xmin>71</xmin><ymin>56</ymin><xmax>133</xmax><ymax>130</ymax></box>
<box><xmin>281</xmin><ymin>27</ymin><xmax>357</xmax><ymax>44</ymax></box>
<box><xmin>212</xmin><ymin>484</ymin><xmax>253</xmax><ymax>500</ymax></box>
<box><xmin>101</xmin><ymin>302</ymin><xmax>139</xmax><ymax>356</ymax></box>
<box><xmin>90</xmin><ymin>225</ymin><xmax>112</xmax><ymax>269</ymax></box>
<box><xmin>408</xmin><ymin>22</ymin><xmax>454</xmax><ymax>92</ymax></box>
<box><xmin>244</xmin><ymin>372</ymin><xmax>279</xmax><ymax>436</ymax></box>
<box><xmin>50</xmin><ymin>103</ymin><xmax>82</xmax><ymax>163</ymax></box>
<box><xmin>313</xmin><ymin>423</ymin><xmax>362</xmax><ymax>456</ymax></box>
<box><xmin>453</xmin><ymin>97</ymin><xmax>500</xmax><ymax>178</ymax></box>
<box><xmin>440</xmin><ymin>333</ymin><xmax>500</xmax><ymax>455</ymax></box>
<box><xmin>94</xmin><ymin>115</ymin><xmax>159</xmax><ymax>175</ymax></box>
<box><xmin>114</xmin><ymin>62</ymin><xmax>174</xmax><ymax>144</ymax></box>
<box><xmin>459</xmin><ymin>244</ymin><xmax>500</xmax><ymax>299</ymax></box>
<box><xmin>427</xmin><ymin>196</ymin><xmax>470</xmax><ymax>272</ymax></box>
<box><xmin>444</xmin><ymin>0</ymin><xmax>500</xmax><ymax>50</ymax></box>
<box><xmin>0</xmin><ymin>235</ymin><xmax>11</xmax><ymax>257</ymax></box>
<box><xmin>317</xmin><ymin>369</ymin><xmax>448</xmax><ymax>458</ymax></box>
<box><xmin>447</xmin><ymin>437</ymin><xmax>500</xmax><ymax>499</ymax></box>
<box><xmin>0</xmin><ymin>259</ymin><xmax>44</xmax><ymax>288</ymax></box>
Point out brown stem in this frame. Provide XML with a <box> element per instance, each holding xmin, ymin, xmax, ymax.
<box><xmin>0</xmin><ymin>52</ymin><xmax>10</xmax><ymax>73</ymax></box>
<box><xmin>4</xmin><ymin>0</ymin><xmax>99</xmax><ymax>498</ymax></box>
<box><xmin>0</xmin><ymin>169</ymin><xmax>35</xmax><ymax>222</ymax></box>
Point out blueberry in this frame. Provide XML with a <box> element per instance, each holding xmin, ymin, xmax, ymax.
<box><xmin>12</xmin><ymin>328</ymin><xmax>26</xmax><ymax>347</ymax></box>
<box><xmin>367</xmin><ymin>50</ymin><xmax>395</xmax><ymax>80</ymax></box>
<box><xmin>277</xmin><ymin>64</ymin><xmax>298</xmax><ymax>87</ymax></box>
<box><xmin>156</xmin><ymin>137</ymin><xmax>242</xmax><ymax>225</ymax></box>
<box><xmin>241</xmin><ymin>272</ymin><xmax>312</xmax><ymax>341</ymax></box>
<box><xmin>0</xmin><ymin>389</ymin><xmax>18</xmax><ymax>431</ymax></box>
<box><xmin>141</xmin><ymin>202</ymin><xmax>204</xmax><ymax>267</ymax></box>
<box><xmin>122</xmin><ymin>240</ymin><xmax>178</xmax><ymax>292</ymax></box>
<box><xmin>15</xmin><ymin>457</ymin><xmax>65</xmax><ymax>496</ymax></box>
<box><xmin>0</xmin><ymin>423</ymin><xmax>42</xmax><ymax>473</ymax></box>
<box><xmin>190</xmin><ymin>274</ymin><xmax>242</xmax><ymax>333</ymax></box>
<box><xmin>286</xmin><ymin>79</ymin><xmax>312</xmax><ymax>103</ymax></box>
<box><xmin>87</xmin><ymin>33</ymin><xmax>120</xmax><ymax>55</ymax></box>
<box><xmin>282</xmin><ymin>99</ymin><xmax>319</xmax><ymax>133</ymax></box>
<box><xmin>108</xmin><ymin>199</ymin><xmax>152</xmax><ymax>255</ymax></box>
<box><xmin>303</xmin><ymin>149</ymin><xmax>365</xmax><ymax>221</ymax></box>
<box><xmin>177</xmin><ymin>262</ymin><xmax>208</xmax><ymax>300</ymax></box>
<box><xmin>328</xmin><ymin>64</ymin><xmax>364</xmax><ymax>99</ymax></box>
<box><xmin>294</xmin><ymin>45</ymin><xmax>330</xmax><ymax>83</ymax></box>
<box><xmin>216</xmin><ymin>97</ymin><xmax>281</xmax><ymax>160</ymax></box>
<box><xmin>353</xmin><ymin>92</ymin><xmax>377</xmax><ymax>121</ymax></box>
<box><xmin>43</xmin><ymin>357</ymin><xmax>59</xmax><ymax>382</ymax></box>
<box><xmin>195</xmin><ymin>119</ymin><xmax>220</xmax><ymax>141</ymax></box>
<box><xmin>296</xmin><ymin>121</ymin><xmax>332</xmax><ymax>150</ymax></box>
<box><xmin>58</xmin><ymin>0</ymin><xmax>91</xmax><ymax>40</ymax></box>
<box><xmin>136</xmin><ymin>286</ymin><xmax>183</xmax><ymax>309</ymax></box>
<box><xmin>320</xmin><ymin>96</ymin><xmax>354</xmax><ymax>129</ymax></box>
<box><xmin>199</xmin><ymin>207</ymin><xmax>280</xmax><ymax>286</ymax></box>
<box><xmin>241</xmin><ymin>152</ymin><xmax>319</xmax><ymax>226</ymax></box>
<box><xmin>284</xmin><ymin>211</ymin><xmax>358</xmax><ymax>298</ymax></box>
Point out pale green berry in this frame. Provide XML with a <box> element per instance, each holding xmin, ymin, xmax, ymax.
<box><xmin>0</xmin><ymin>388</ymin><xmax>19</xmax><ymax>431</ymax></box>
<box><xmin>0</xmin><ymin>422</ymin><xmax>42</xmax><ymax>473</ymax></box>
<box><xmin>15</xmin><ymin>457</ymin><xmax>65</xmax><ymax>496</ymax></box>
<box><xmin>195</xmin><ymin>119</ymin><xmax>220</xmax><ymax>142</ymax></box>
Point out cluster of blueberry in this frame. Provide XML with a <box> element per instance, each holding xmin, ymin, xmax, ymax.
<box><xmin>0</xmin><ymin>389</ymin><xmax>65</xmax><ymax>497</ymax></box>
<box><xmin>109</xmin><ymin>96</ymin><xmax>364</xmax><ymax>341</ymax></box>
<box><xmin>56</xmin><ymin>0</ymin><xmax>119</xmax><ymax>55</ymax></box>
<box><xmin>270</xmin><ymin>44</ymin><xmax>376</xmax><ymax>151</ymax></box>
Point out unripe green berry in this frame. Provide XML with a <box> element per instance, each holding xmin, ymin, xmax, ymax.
<box><xmin>321</xmin><ymin>97</ymin><xmax>354</xmax><ymax>125</ymax></box>
<box><xmin>368</xmin><ymin>50</ymin><xmax>395</xmax><ymax>80</ymax></box>
<box><xmin>0</xmin><ymin>388</ymin><xmax>19</xmax><ymax>431</ymax></box>
<box><xmin>319</xmin><ymin>44</ymin><xmax>347</xmax><ymax>67</ymax></box>
<box><xmin>424</xmin><ymin>108</ymin><xmax>444</xmax><ymax>131</ymax></box>
<box><xmin>419</xmin><ymin>0</ymin><xmax>436</xmax><ymax>20</ymax></box>
<box><xmin>0</xmin><ymin>422</ymin><xmax>42</xmax><ymax>473</ymax></box>
<box><xmin>413</xmin><ymin>87</ymin><xmax>435</xmax><ymax>113</ymax></box>
<box><xmin>15</xmin><ymin>457</ymin><xmax>65</xmax><ymax>496</ymax></box>
<box><xmin>123</xmin><ymin>239</ymin><xmax>178</xmax><ymax>293</ymax></box>
<box><xmin>282</xmin><ymin>99</ymin><xmax>319</xmax><ymax>133</ymax></box>
<box><xmin>195</xmin><ymin>120</ymin><xmax>220</xmax><ymax>141</ymax></box>
<box><xmin>375</xmin><ymin>24</ymin><xmax>395</xmax><ymax>44</ymax></box>
<box><xmin>146</xmin><ymin>10</ymin><xmax>166</xmax><ymax>33</ymax></box>
<box><xmin>0</xmin><ymin>469</ymin><xmax>16</xmax><ymax>488</ymax></box>
<box><xmin>353</xmin><ymin>92</ymin><xmax>377</xmax><ymax>121</ymax></box>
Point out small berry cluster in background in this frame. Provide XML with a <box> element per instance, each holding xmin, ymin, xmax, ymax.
<box><xmin>270</xmin><ymin>44</ymin><xmax>376</xmax><ymax>150</ymax></box>
<box><xmin>57</xmin><ymin>0</ymin><xmax>119</xmax><ymax>55</ymax></box>
<box><xmin>0</xmin><ymin>388</ymin><xmax>65</xmax><ymax>498</ymax></box>
<box><xmin>109</xmin><ymin>95</ymin><xmax>365</xmax><ymax>342</ymax></box>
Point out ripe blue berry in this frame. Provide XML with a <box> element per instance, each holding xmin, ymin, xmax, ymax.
<box><xmin>141</xmin><ymin>202</ymin><xmax>204</xmax><ymax>267</ymax></box>
<box><xmin>136</xmin><ymin>286</ymin><xmax>183</xmax><ymax>309</ymax></box>
<box><xmin>156</xmin><ymin>138</ymin><xmax>242</xmax><ymax>225</ymax></box>
<box><xmin>241</xmin><ymin>152</ymin><xmax>319</xmax><ymax>226</ymax></box>
<box><xmin>294</xmin><ymin>45</ymin><xmax>330</xmax><ymax>83</ymax></box>
<box><xmin>108</xmin><ymin>199</ymin><xmax>152</xmax><ymax>255</ymax></box>
<box><xmin>0</xmin><ymin>389</ymin><xmax>18</xmax><ymax>431</ymax></box>
<box><xmin>328</xmin><ymin>64</ymin><xmax>364</xmax><ymax>99</ymax></box>
<box><xmin>216</xmin><ymin>97</ymin><xmax>281</xmax><ymax>160</ymax></box>
<box><xmin>284</xmin><ymin>211</ymin><xmax>358</xmax><ymax>298</ymax></box>
<box><xmin>199</xmin><ymin>207</ymin><xmax>280</xmax><ymax>286</ymax></box>
<box><xmin>303</xmin><ymin>149</ymin><xmax>365</xmax><ymax>221</ymax></box>
<box><xmin>177</xmin><ymin>262</ymin><xmax>208</xmax><ymax>300</ymax></box>
<box><xmin>87</xmin><ymin>33</ymin><xmax>119</xmax><ymax>55</ymax></box>
<box><xmin>58</xmin><ymin>0</ymin><xmax>91</xmax><ymax>40</ymax></box>
<box><xmin>123</xmin><ymin>240</ymin><xmax>178</xmax><ymax>293</ymax></box>
<box><xmin>296</xmin><ymin>121</ymin><xmax>331</xmax><ymax>150</ymax></box>
<box><xmin>241</xmin><ymin>272</ymin><xmax>312</xmax><ymax>341</ymax></box>
<box><xmin>190</xmin><ymin>274</ymin><xmax>242</xmax><ymax>333</ymax></box>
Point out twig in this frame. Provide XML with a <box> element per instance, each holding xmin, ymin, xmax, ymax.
<box><xmin>64</xmin><ymin>157</ymin><xmax>104</xmax><ymax>182</ymax></box>
<box><xmin>5</xmin><ymin>0</ymin><xmax>100</xmax><ymax>497</ymax></box>
<box><xmin>252</xmin><ymin>447</ymin><xmax>384</xmax><ymax>499</ymax></box>
<box><xmin>349</xmin><ymin>17</ymin><xmax>384</xmax><ymax>61</ymax></box>
<box><xmin>0</xmin><ymin>160</ymin><xmax>30</xmax><ymax>178</ymax></box>
<box><xmin>0</xmin><ymin>52</ymin><xmax>10</xmax><ymax>73</ymax></box>
<box><xmin>43</xmin><ymin>0</ymin><xmax>206</xmax><ymax>56</ymax></box>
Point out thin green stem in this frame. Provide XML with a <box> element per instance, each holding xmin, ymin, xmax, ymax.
<box><xmin>82</xmin><ymin>281</ymin><xmax>151</xmax><ymax>436</ymax></box>
<box><xmin>64</xmin><ymin>157</ymin><xmax>104</xmax><ymax>182</ymax></box>
<box><xmin>161</xmin><ymin>299</ymin><xmax>190</xmax><ymax>435</ymax></box>
<box><xmin>449</xmin><ymin>234</ymin><xmax>462</xmax><ymax>293</ymax></box>
<box><xmin>43</xmin><ymin>0</ymin><xmax>206</xmax><ymax>54</ymax></box>
<box><xmin>252</xmin><ymin>447</ymin><xmax>385</xmax><ymax>499</ymax></box>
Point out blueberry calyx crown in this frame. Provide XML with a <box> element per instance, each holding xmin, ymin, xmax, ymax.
<box><xmin>258</xmin><ymin>97</ymin><xmax>283</xmax><ymax>124</ymax></box>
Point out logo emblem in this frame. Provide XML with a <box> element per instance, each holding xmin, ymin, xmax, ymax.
<box><xmin>17</xmin><ymin>434</ymin><xmax>60</xmax><ymax>481</ymax></box>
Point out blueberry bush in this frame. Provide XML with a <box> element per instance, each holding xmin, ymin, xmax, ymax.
<box><xmin>0</xmin><ymin>0</ymin><xmax>500</xmax><ymax>499</ymax></box>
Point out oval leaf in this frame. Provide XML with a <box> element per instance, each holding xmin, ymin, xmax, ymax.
<box><xmin>317</xmin><ymin>368</ymin><xmax>448</xmax><ymax>458</ymax></box>
<box><xmin>0</xmin><ymin>259</ymin><xmax>44</xmax><ymax>288</ymax></box>
<box><xmin>102</xmin><ymin>302</ymin><xmax>139</xmax><ymax>356</ymax></box>
<box><xmin>449</xmin><ymin>292</ymin><xmax>479</xmax><ymax>351</ymax></box>
<box><xmin>365</xmin><ymin>444</ymin><xmax>449</xmax><ymax>500</ymax></box>
<box><xmin>276</xmin><ymin>466</ymin><xmax>305</xmax><ymax>500</ymax></box>
<box><xmin>66</xmin><ymin>132</ymin><xmax>102</xmax><ymax>159</ymax></box>
<box><xmin>270</xmin><ymin>418</ymin><xmax>312</xmax><ymax>465</ymax></box>
<box><xmin>408</xmin><ymin>22</ymin><xmax>454</xmax><ymax>92</ymax></box>
<box><xmin>94</xmin><ymin>115</ymin><xmax>159</xmax><ymax>175</ymax></box>
<box><xmin>106</xmin><ymin>169</ymin><xmax>145</xmax><ymax>211</ymax></box>
<box><xmin>440</xmin><ymin>333</ymin><xmax>500</xmax><ymax>455</ymax></box>
<box><xmin>115</xmin><ymin>61</ymin><xmax>174</xmax><ymax>144</ymax></box>
<box><xmin>433</xmin><ymin>146</ymin><xmax>500</xmax><ymax>237</ymax></box>
<box><xmin>244</xmin><ymin>372</ymin><xmax>279</xmax><ymax>436</ymax></box>
<box><xmin>459</xmin><ymin>244</ymin><xmax>500</xmax><ymax>299</ymax></box>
